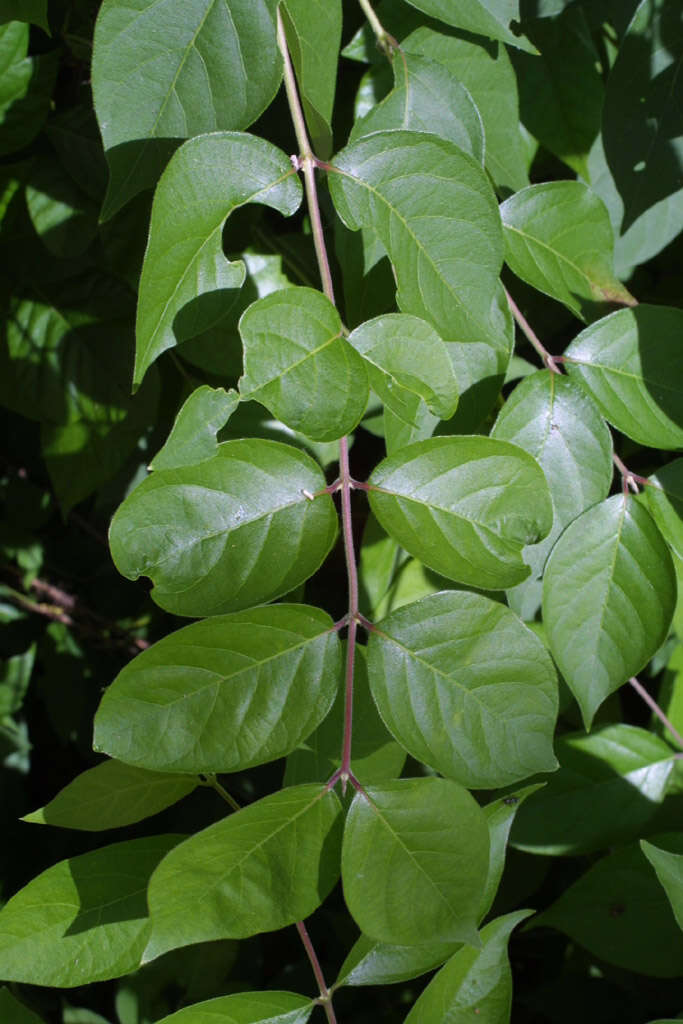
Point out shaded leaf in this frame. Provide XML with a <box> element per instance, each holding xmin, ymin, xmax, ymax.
<box><xmin>149</xmin><ymin>387</ymin><xmax>240</xmax><ymax>471</ymax></box>
<box><xmin>22</xmin><ymin>760</ymin><xmax>198</xmax><ymax>831</ymax></box>
<box><xmin>350</xmin><ymin>52</ymin><xmax>484</xmax><ymax>163</ymax></box>
<box><xmin>602</xmin><ymin>0</ymin><xmax>683</xmax><ymax>233</ymax></box>
<box><xmin>512</xmin><ymin>6</ymin><xmax>603</xmax><ymax>177</ymax></box>
<box><xmin>565</xmin><ymin>305</ymin><xmax>683</xmax><ymax>450</ymax></box>
<box><xmin>501</xmin><ymin>182</ymin><xmax>635</xmax><ymax>320</ymax></box>
<box><xmin>347</xmin><ymin>313</ymin><xmax>458</xmax><ymax>421</ymax></box>
<box><xmin>342</xmin><ymin>778</ymin><xmax>489</xmax><ymax>946</ymax></box>
<box><xmin>404</xmin><ymin>910</ymin><xmax>533</xmax><ymax>1023</ymax></box>
<box><xmin>238</xmin><ymin>287</ymin><xmax>368</xmax><ymax>441</ymax></box>
<box><xmin>534</xmin><ymin>834</ymin><xmax>683</xmax><ymax>976</ymax></box>
<box><xmin>94</xmin><ymin>604</ymin><xmax>341</xmax><ymax>774</ymax></box>
<box><xmin>0</xmin><ymin>2</ymin><xmax>49</xmax><ymax>32</ymax></box>
<box><xmin>543</xmin><ymin>495</ymin><xmax>676</xmax><ymax>727</ymax></box>
<box><xmin>108</xmin><ymin>439</ymin><xmax>338</xmax><ymax>617</ymax></box>
<box><xmin>134</xmin><ymin>132</ymin><xmax>302</xmax><ymax>389</ymax></box>
<box><xmin>281</xmin><ymin>0</ymin><xmax>341</xmax><ymax>158</ymax></box>
<box><xmin>336</xmin><ymin>933</ymin><xmax>458</xmax><ymax>988</ymax></box>
<box><xmin>641</xmin><ymin>838</ymin><xmax>683</xmax><ymax>932</ymax></box>
<box><xmin>402</xmin><ymin>0</ymin><xmax>536</xmax><ymax>53</ymax></box>
<box><xmin>153</xmin><ymin>992</ymin><xmax>313</xmax><ymax>1024</ymax></box>
<box><xmin>144</xmin><ymin>785</ymin><xmax>342</xmax><ymax>959</ymax></box>
<box><xmin>0</xmin><ymin>988</ymin><xmax>46</xmax><ymax>1024</ymax></box>
<box><xmin>368</xmin><ymin>591</ymin><xmax>557</xmax><ymax>788</ymax></box>
<box><xmin>0</xmin><ymin>21</ymin><xmax>57</xmax><ymax>156</ymax></box>
<box><xmin>92</xmin><ymin>0</ymin><xmax>282</xmax><ymax>217</ymax></box>
<box><xmin>644</xmin><ymin>459</ymin><xmax>683</xmax><ymax>559</ymax></box>
<box><xmin>368</xmin><ymin>436</ymin><xmax>553</xmax><ymax>590</ymax></box>
<box><xmin>492</xmin><ymin>371</ymin><xmax>613</xmax><ymax>583</ymax></box>
<box><xmin>480</xmin><ymin>785</ymin><xmax>544</xmax><ymax>919</ymax></box>
<box><xmin>25</xmin><ymin>156</ymin><xmax>99</xmax><ymax>258</ymax></box>
<box><xmin>0</xmin><ymin>836</ymin><xmax>181</xmax><ymax>986</ymax></box>
<box><xmin>511</xmin><ymin>725</ymin><xmax>676</xmax><ymax>855</ymax></box>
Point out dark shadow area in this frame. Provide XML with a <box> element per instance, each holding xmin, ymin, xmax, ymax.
<box><xmin>99</xmin><ymin>137</ymin><xmax>182</xmax><ymax>222</ymax></box>
<box><xmin>637</xmin><ymin>304</ymin><xmax>683</xmax><ymax>435</ymax></box>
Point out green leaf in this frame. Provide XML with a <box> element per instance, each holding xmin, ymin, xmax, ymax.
<box><xmin>511</xmin><ymin>725</ymin><xmax>676</xmax><ymax>855</ymax></box>
<box><xmin>602</xmin><ymin>0</ymin><xmax>683</xmax><ymax>233</ymax></box>
<box><xmin>92</xmin><ymin>0</ymin><xmax>283</xmax><ymax>218</ymax></box>
<box><xmin>368</xmin><ymin>436</ymin><xmax>553</xmax><ymax>590</ymax></box>
<box><xmin>238</xmin><ymin>286</ymin><xmax>368</xmax><ymax>441</ymax></box>
<box><xmin>134</xmin><ymin>132</ymin><xmax>302</xmax><ymax>389</ymax></box>
<box><xmin>283</xmin><ymin>644</ymin><xmax>405</xmax><ymax>786</ymax></box>
<box><xmin>149</xmin><ymin>387</ymin><xmax>240</xmax><ymax>471</ymax></box>
<box><xmin>335</xmin><ymin>933</ymin><xmax>459</xmax><ymax>988</ymax></box>
<box><xmin>347</xmin><ymin>314</ymin><xmax>458</xmax><ymax>421</ymax></box>
<box><xmin>511</xmin><ymin>6</ymin><xmax>603</xmax><ymax>177</ymax></box>
<box><xmin>0</xmin><ymin>2</ymin><xmax>48</xmax><ymax>32</ymax></box>
<box><xmin>491</xmin><ymin>371</ymin><xmax>613</xmax><ymax>584</ymax></box>
<box><xmin>144</xmin><ymin>785</ymin><xmax>342</xmax><ymax>959</ymax></box>
<box><xmin>0</xmin><ymin>988</ymin><xmax>46</xmax><ymax>1024</ymax></box>
<box><xmin>152</xmin><ymin>992</ymin><xmax>313</xmax><ymax>1024</ymax></box>
<box><xmin>25</xmin><ymin>156</ymin><xmax>99</xmax><ymax>258</ymax></box>
<box><xmin>644</xmin><ymin>459</ymin><xmax>683</xmax><ymax>560</ymax></box>
<box><xmin>22</xmin><ymin>760</ymin><xmax>198</xmax><ymax>831</ymax></box>
<box><xmin>565</xmin><ymin>305</ymin><xmax>683</xmax><ymax>450</ymax></box>
<box><xmin>281</xmin><ymin>0</ymin><xmax>341</xmax><ymax>158</ymax></box>
<box><xmin>350</xmin><ymin>52</ymin><xmax>484</xmax><ymax>163</ymax></box>
<box><xmin>341</xmin><ymin>778</ymin><xmax>489</xmax><ymax>946</ymax></box>
<box><xmin>386</xmin><ymin>18</ymin><xmax>530</xmax><ymax>194</ymax></box>
<box><xmin>543</xmin><ymin>495</ymin><xmax>677</xmax><ymax>728</ymax></box>
<box><xmin>534</xmin><ymin>834</ymin><xmax>683</xmax><ymax>977</ymax></box>
<box><xmin>108</xmin><ymin>439</ymin><xmax>338</xmax><ymax>617</ymax></box>
<box><xmin>480</xmin><ymin>786</ymin><xmax>544</xmax><ymax>919</ymax></box>
<box><xmin>0</xmin><ymin>643</ymin><xmax>34</xmax><ymax>716</ymax></box>
<box><xmin>641</xmin><ymin>839</ymin><xmax>683</xmax><ymax>932</ymax></box>
<box><xmin>401</xmin><ymin>0</ymin><xmax>537</xmax><ymax>53</ymax></box>
<box><xmin>368</xmin><ymin>591</ymin><xmax>558</xmax><ymax>788</ymax></box>
<box><xmin>501</xmin><ymin>182</ymin><xmax>635</xmax><ymax>320</ymax></box>
<box><xmin>0</xmin><ymin>22</ymin><xmax>57</xmax><ymax>156</ymax></box>
<box><xmin>328</xmin><ymin>130</ymin><xmax>510</xmax><ymax>403</ymax></box>
<box><xmin>404</xmin><ymin>910</ymin><xmax>533</xmax><ymax>1023</ymax></box>
<box><xmin>94</xmin><ymin>604</ymin><xmax>341</xmax><ymax>773</ymax></box>
<box><xmin>0</xmin><ymin>836</ymin><xmax>181</xmax><ymax>986</ymax></box>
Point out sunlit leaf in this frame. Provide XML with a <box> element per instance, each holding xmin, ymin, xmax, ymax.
<box><xmin>152</xmin><ymin>992</ymin><xmax>313</xmax><ymax>1024</ymax></box>
<box><xmin>641</xmin><ymin>838</ymin><xmax>683</xmax><ymax>932</ymax></box>
<box><xmin>402</xmin><ymin>0</ymin><xmax>536</xmax><ymax>53</ymax></box>
<box><xmin>149</xmin><ymin>387</ymin><xmax>239</xmax><ymax>471</ymax></box>
<box><xmin>281</xmin><ymin>0</ymin><xmax>341</xmax><ymax>158</ymax></box>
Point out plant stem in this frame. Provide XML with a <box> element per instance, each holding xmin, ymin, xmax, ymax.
<box><xmin>505</xmin><ymin>287</ymin><xmax>562</xmax><ymax>373</ymax></box>
<box><xmin>296</xmin><ymin>921</ymin><xmax>337</xmax><ymax>1024</ymax></box>
<box><xmin>278</xmin><ymin>9</ymin><xmax>362</xmax><ymax>795</ymax></box>
<box><xmin>629</xmin><ymin>675</ymin><xmax>683</xmax><ymax>751</ymax></box>
<box><xmin>203</xmin><ymin>774</ymin><xmax>241</xmax><ymax>812</ymax></box>
<box><xmin>357</xmin><ymin>0</ymin><xmax>398</xmax><ymax>56</ymax></box>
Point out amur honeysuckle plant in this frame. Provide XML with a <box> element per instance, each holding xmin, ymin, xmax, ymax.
<box><xmin>1</xmin><ymin>0</ymin><xmax>683</xmax><ymax>1022</ymax></box>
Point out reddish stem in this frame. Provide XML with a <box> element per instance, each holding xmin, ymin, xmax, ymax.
<box><xmin>296</xmin><ymin>921</ymin><xmax>337</xmax><ymax>1024</ymax></box>
<box><xmin>629</xmin><ymin>676</ymin><xmax>683</xmax><ymax>751</ymax></box>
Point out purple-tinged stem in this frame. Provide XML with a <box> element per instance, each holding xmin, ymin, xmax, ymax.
<box><xmin>505</xmin><ymin>287</ymin><xmax>562</xmax><ymax>374</ymax></box>
<box><xmin>295</xmin><ymin>921</ymin><xmax>337</xmax><ymax>1024</ymax></box>
<box><xmin>630</xmin><ymin>675</ymin><xmax>683</xmax><ymax>751</ymax></box>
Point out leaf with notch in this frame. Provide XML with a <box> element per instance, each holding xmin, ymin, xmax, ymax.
<box><xmin>342</xmin><ymin>777</ymin><xmax>489</xmax><ymax>947</ymax></box>
<box><xmin>92</xmin><ymin>0</ymin><xmax>282</xmax><ymax>218</ymax></box>
<box><xmin>238</xmin><ymin>287</ymin><xmax>368</xmax><ymax>442</ymax></box>
<box><xmin>328</xmin><ymin>130</ymin><xmax>509</xmax><ymax>400</ymax></box>
<box><xmin>144</xmin><ymin>785</ymin><xmax>342</xmax><ymax>960</ymax></box>
<box><xmin>108</xmin><ymin>439</ymin><xmax>338</xmax><ymax>617</ymax></box>
<box><xmin>149</xmin><ymin>386</ymin><xmax>239</xmax><ymax>471</ymax></box>
<box><xmin>368</xmin><ymin>436</ymin><xmax>553</xmax><ymax>590</ymax></box>
<box><xmin>368</xmin><ymin>591</ymin><xmax>558</xmax><ymax>788</ymax></box>
<box><xmin>153</xmin><ymin>992</ymin><xmax>314</xmax><ymax>1024</ymax></box>
<box><xmin>350</xmin><ymin>52</ymin><xmax>484</xmax><ymax>163</ymax></box>
<box><xmin>565</xmin><ymin>305</ymin><xmax>683</xmax><ymax>450</ymax></box>
<box><xmin>402</xmin><ymin>0</ymin><xmax>536</xmax><ymax>53</ymax></box>
<box><xmin>347</xmin><ymin>314</ymin><xmax>458</xmax><ymax>422</ymax></box>
<box><xmin>94</xmin><ymin>604</ymin><xmax>341</xmax><ymax>774</ymax></box>
<box><xmin>491</xmin><ymin>370</ymin><xmax>613</xmax><ymax>582</ymax></box>
<box><xmin>22</xmin><ymin>760</ymin><xmax>198</xmax><ymax>831</ymax></box>
<box><xmin>543</xmin><ymin>495</ymin><xmax>676</xmax><ymax>728</ymax></box>
<box><xmin>0</xmin><ymin>836</ymin><xmax>181</xmax><ymax>986</ymax></box>
<box><xmin>134</xmin><ymin>132</ymin><xmax>302</xmax><ymax>390</ymax></box>
<box><xmin>500</xmin><ymin>182</ymin><xmax>635</xmax><ymax>321</ymax></box>
<box><xmin>281</xmin><ymin>0</ymin><xmax>341</xmax><ymax>158</ymax></box>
